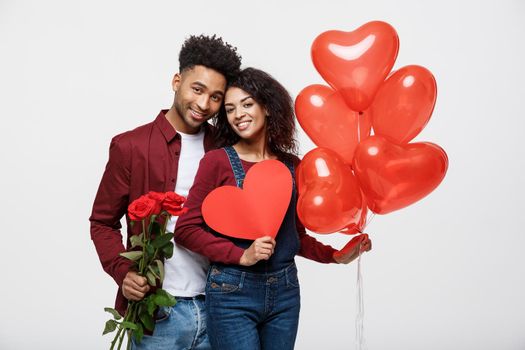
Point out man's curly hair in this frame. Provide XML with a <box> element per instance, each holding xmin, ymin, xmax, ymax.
<box><xmin>214</xmin><ymin>67</ymin><xmax>298</xmax><ymax>158</ymax></box>
<box><xmin>179</xmin><ymin>34</ymin><xmax>242</xmax><ymax>82</ymax></box>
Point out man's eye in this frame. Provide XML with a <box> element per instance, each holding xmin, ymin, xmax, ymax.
<box><xmin>192</xmin><ymin>87</ymin><xmax>201</xmax><ymax>93</ymax></box>
<box><xmin>211</xmin><ymin>95</ymin><xmax>222</xmax><ymax>102</ymax></box>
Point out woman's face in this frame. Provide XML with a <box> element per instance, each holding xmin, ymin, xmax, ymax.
<box><xmin>224</xmin><ymin>87</ymin><xmax>268</xmax><ymax>141</ymax></box>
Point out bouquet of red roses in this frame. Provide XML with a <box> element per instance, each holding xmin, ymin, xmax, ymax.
<box><xmin>103</xmin><ymin>191</ymin><xmax>188</xmax><ymax>349</ymax></box>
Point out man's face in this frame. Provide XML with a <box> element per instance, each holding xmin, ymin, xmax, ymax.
<box><xmin>172</xmin><ymin>65</ymin><xmax>227</xmax><ymax>133</ymax></box>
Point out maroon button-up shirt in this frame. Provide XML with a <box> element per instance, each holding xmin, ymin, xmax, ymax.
<box><xmin>89</xmin><ymin>110</ymin><xmax>215</xmax><ymax>315</ymax></box>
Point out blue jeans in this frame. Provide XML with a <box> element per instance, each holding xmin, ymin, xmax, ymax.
<box><xmin>132</xmin><ymin>297</ymin><xmax>211</xmax><ymax>350</ymax></box>
<box><xmin>205</xmin><ymin>263</ymin><xmax>301</xmax><ymax>350</ymax></box>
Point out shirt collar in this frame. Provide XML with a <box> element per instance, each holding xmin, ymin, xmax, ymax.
<box><xmin>154</xmin><ymin>109</ymin><xmax>214</xmax><ymax>146</ymax></box>
<box><xmin>154</xmin><ymin>110</ymin><xmax>178</xmax><ymax>143</ymax></box>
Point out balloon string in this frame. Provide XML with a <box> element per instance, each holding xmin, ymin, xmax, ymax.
<box><xmin>365</xmin><ymin>212</ymin><xmax>376</xmax><ymax>230</ymax></box>
<box><xmin>355</xmin><ymin>246</ymin><xmax>367</xmax><ymax>350</ymax></box>
<box><xmin>356</xmin><ymin>212</ymin><xmax>375</xmax><ymax>235</ymax></box>
<box><xmin>355</xmin><ymin>212</ymin><xmax>373</xmax><ymax>350</ymax></box>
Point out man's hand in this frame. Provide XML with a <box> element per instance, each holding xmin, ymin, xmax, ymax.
<box><xmin>239</xmin><ymin>236</ymin><xmax>276</xmax><ymax>266</ymax></box>
<box><xmin>333</xmin><ymin>234</ymin><xmax>372</xmax><ymax>264</ymax></box>
<box><xmin>122</xmin><ymin>271</ymin><xmax>150</xmax><ymax>301</ymax></box>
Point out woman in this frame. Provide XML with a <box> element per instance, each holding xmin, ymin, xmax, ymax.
<box><xmin>175</xmin><ymin>67</ymin><xmax>371</xmax><ymax>350</ymax></box>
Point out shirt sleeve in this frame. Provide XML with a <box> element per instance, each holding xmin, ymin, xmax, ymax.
<box><xmin>89</xmin><ymin>135</ymin><xmax>134</xmax><ymax>287</ymax></box>
<box><xmin>293</xmin><ymin>155</ymin><xmax>337</xmax><ymax>263</ymax></box>
<box><xmin>175</xmin><ymin>151</ymin><xmax>245</xmax><ymax>264</ymax></box>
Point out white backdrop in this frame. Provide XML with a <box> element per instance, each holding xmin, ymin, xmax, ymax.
<box><xmin>1</xmin><ymin>0</ymin><xmax>524</xmax><ymax>349</ymax></box>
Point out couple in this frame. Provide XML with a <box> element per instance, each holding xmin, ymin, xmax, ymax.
<box><xmin>90</xmin><ymin>34</ymin><xmax>372</xmax><ymax>350</ymax></box>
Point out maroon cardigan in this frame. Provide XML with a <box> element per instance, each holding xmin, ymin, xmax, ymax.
<box><xmin>89</xmin><ymin>110</ymin><xmax>215</xmax><ymax>315</ymax></box>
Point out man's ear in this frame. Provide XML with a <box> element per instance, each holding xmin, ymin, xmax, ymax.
<box><xmin>172</xmin><ymin>73</ymin><xmax>182</xmax><ymax>92</ymax></box>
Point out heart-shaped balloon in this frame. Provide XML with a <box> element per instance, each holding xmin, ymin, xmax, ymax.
<box><xmin>311</xmin><ymin>21</ymin><xmax>399</xmax><ymax>112</ymax></box>
<box><xmin>297</xmin><ymin>148</ymin><xmax>364</xmax><ymax>234</ymax></box>
<box><xmin>353</xmin><ymin>136</ymin><xmax>448</xmax><ymax>214</ymax></box>
<box><xmin>202</xmin><ymin>159</ymin><xmax>292</xmax><ymax>240</ymax></box>
<box><xmin>295</xmin><ymin>84</ymin><xmax>371</xmax><ymax>165</ymax></box>
<box><xmin>339</xmin><ymin>200</ymin><xmax>368</xmax><ymax>235</ymax></box>
<box><xmin>370</xmin><ymin>65</ymin><xmax>437</xmax><ymax>144</ymax></box>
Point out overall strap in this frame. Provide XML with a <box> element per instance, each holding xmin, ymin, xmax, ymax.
<box><xmin>282</xmin><ymin>158</ymin><xmax>296</xmax><ymax>187</ymax></box>
<box><xmin>224</xmin><ymin>146</ymin><xmax>246</xmax><ymax>188</ymax></box>
<box><xmin>224</xmin><ymin>146</ymin><xmax>296</xmax><ymax>188</ymax></box>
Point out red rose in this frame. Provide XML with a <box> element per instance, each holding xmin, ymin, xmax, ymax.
<box><xmin>146</xmin><ymin>191</ymin><xmax>166</xmax><ymax>203</ymax></box>
<box><xmin>162</xmin><ymin>192</ymin><xmax>187</xmax><ymax>216</ymax></box>
<box><xmin>128</xmin><ymin>195</ymin><xmax>161</xmax><ymax>221</ymax></box>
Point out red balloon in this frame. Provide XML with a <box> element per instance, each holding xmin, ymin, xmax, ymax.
<box><xmin>353</xmin><ymin>136</ymin><xmax>448</xmax><ymax>214</ymax></box>
<box><xmin>295</xmin><ymin>84</ymin><xmax>371</xmax><ymax>165</ymax></box>
<box><xmin>297</xmin><ymin>148</ymin><xmax>364</xmax><ymax>233</ymax></box>
<box><xmin>311</xmin><ymin>21</ymin><xmax>399</xmax><ymax>112</ymax></box>
<box><xmin>339</xmin><ymin>201</ymin><xmax>368</xmax><ymax>235</ymax></box>
<box><xmin>370</xmin><ymin>65</ymin><xmax>437</xmax><ymax>144</ymax></box>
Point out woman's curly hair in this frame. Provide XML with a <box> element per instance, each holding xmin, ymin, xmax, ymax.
<box><xmin>214</xmin><ymin>67</ymin><xmax>298</xmax><ymax>158</ymax></box>
<box><xmin>179</xmin><ymin>34</ymin><xmax>242</xmax><ymax>82</ymax></box>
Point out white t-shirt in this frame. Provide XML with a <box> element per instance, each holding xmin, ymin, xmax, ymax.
<box><xmin>162</xmin><ymin>128</ymin><xmax>209</xmax><ymax>297</ymax></box>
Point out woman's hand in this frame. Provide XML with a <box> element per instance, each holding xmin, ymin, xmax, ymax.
<box><xmin>333</xmin><ymin>234</ymin><xmax>372</xmax><ymax>264</ymax></box>
<box><xmin>239</xmin><ymin>236</ymin><xmax>276</xmax><ymax>266</ymax></box>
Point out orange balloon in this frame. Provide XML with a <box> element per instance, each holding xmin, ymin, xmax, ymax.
<box><xmin>295</xmin><ymin>84</ymin><xmax>371</xmax><ymax>165</ymax></box>
<box><xmin>297</xmin><ymin>148</ymin><xmax>364</xmax><ymax>233</ymax></box>
<box><xmin>370</xmin><ymin>65</ymin><xmax>437</xmax><ymax>144</ymax></box>
<box><xmin>353</xmin><ymin>136</ymin><xmax>448</xmax><ymax>214</ymax></box>
<box><xmin>311</xmin><ymin>21</ymin><xmax>399</xmax><ymax>112</ymax></box>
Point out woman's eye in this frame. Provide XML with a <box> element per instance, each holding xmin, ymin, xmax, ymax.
<box><xmin>225</xmin><ymin>108</ymin><xmax>234</xmax><ymax>114</ymax></box>
<box><xmin>243</xmin><ymin>103</ymin><xmax>252</xmax><ymax>108</ymax></box>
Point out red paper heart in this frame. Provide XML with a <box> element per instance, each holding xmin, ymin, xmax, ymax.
<box><xmin>202</xmin><ymin>159</ymin><xmax>293</xmax><ymax>240</ymax></box>
<box><xmin>311</xmin><ymin>21</ymin><xmax>399</xmax><ymax>112</ymax></box>
<box><xmin>295</xmin><ymin>84</ymin><xmax>371</xmax><ymax>165</ymax></box>
<box><xmin>353</xmin><ymin>136</ymin><xmax>448</xmax><ymax>214</ymax></box>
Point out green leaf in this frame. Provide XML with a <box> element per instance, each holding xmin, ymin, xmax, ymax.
<box><xmin>103</xmin><ymin>319</ymin><xmax>117</xmax><ymax>335</ymax></box>
<box><xmin>139</xmin><ymin>310</ymin><xmax>155</xmax><ymax>331</ymax></box>
<box><xmin>121</xmin><ymin>321</ymin><xmax>138</xmax><ymax>330</ymax></box>
<box><xmin>133</xmin><ymin>323</ymin><xmax>144</xmax><ymax>344</ymax></box>
<box><xmin>146</xmin><ymin>271</ymin><xmax>157</xmax><ymax>286</ymax></box>
<box><xmin>153</xmin><ymin>289</ymin><xmax>177</xmax><ymax>307</ymax></box>
<box><xmin>130</xmin><ymin>233</ymin><xmax>144</xmax><ymax>248</ymax></box>
<box><xmin>161</xmin><ymin>243</ymin><xmax>174</xmax><ymax>259</ymax></box>
<box><xmin>147</xmin><ymin>265</ymin><xmax>160</xmax><ymax>279</ymax></box>
<box><xmin>152</xmin><ymin>233</ymin><xmax>174</xmax><ymax>249</ymax></box>
<box><xmin>155</xmin><ymin>259</ymin><xmax>165</xmax><ymax>282</ymax></box>
<box><xmin>146</xmin><ymin>295</ymin><xmax>156</xmax><ymax>315</ymax></box>
<box><xmin>146</xmin><ymin>244</ymin><xmax>155</xmax><ymax>256</ymax></box>
<box><xmin>104</xmin><ymin>307</ymin><xmax>122</xmax><ymax>320</ymax></box>
<box><xmin>120</xmin><ymin>251</ymin><xmax>143</xmax><ymax>261</ymax></box>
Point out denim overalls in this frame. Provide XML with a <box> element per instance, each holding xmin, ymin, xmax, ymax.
<box><xmin>205</xmin><ymin>146</ymin><xmax>301</xmax><ymax>350</ymax></box>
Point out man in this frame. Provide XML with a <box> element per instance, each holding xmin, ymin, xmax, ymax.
<box><xmin>90</xmin><ymin>35</ymin><xmax>242</xmax><ymax>349</ymax></box>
